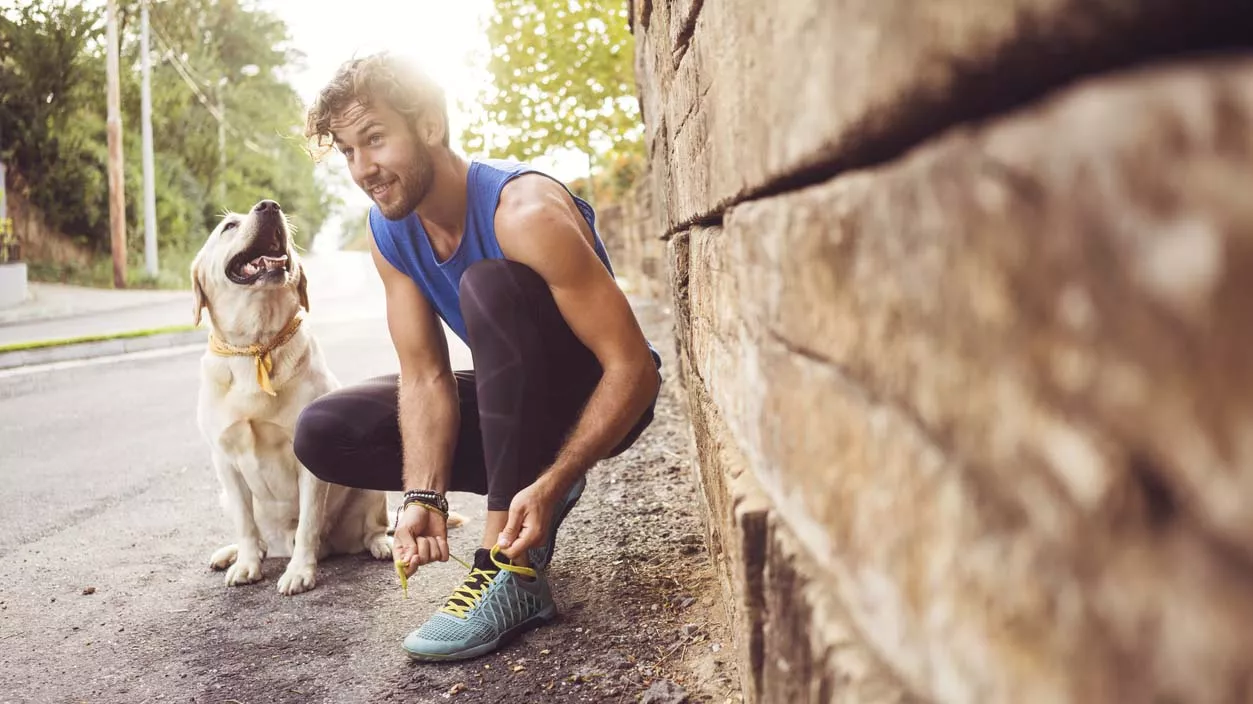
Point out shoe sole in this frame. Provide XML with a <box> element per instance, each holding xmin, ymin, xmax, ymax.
<box><xmin>403</xmin><ymin>602</ymin><xmax>559</xmax><ymax>662</ymax></box>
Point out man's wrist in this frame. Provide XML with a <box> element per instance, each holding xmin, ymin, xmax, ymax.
<box><xmin>402</xmin><ymin>489</ymin><xmax>449</xmax><ymax>515</ymax></box>
<box><xmin>539</xmin><ymin>463</ymin><xmax>583</xmax><ymax>497</ymax></box>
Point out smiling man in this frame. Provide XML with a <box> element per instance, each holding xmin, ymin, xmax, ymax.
<box><xmin>294</xmin><ymin>52</ymin><xmax>662</xmax><ymax>661</ymax></box>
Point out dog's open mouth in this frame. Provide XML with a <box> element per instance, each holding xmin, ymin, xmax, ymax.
<box><xmin>226</xmin><ymin>237</ymin><xmax>290</xmax><ymax>285</ymax></box>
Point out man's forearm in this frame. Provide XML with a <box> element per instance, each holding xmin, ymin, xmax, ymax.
<box><xmin>397</xmin><ymin>373</ymin><xmax>460</xmax><ymax>494</ymax></box>
<box><xmin>542</xmin><ymin>358</ymin><xmax>658</xmax><ymax>491</ymax></box>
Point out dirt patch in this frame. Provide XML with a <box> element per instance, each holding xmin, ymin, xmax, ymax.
<box><xmin>364</xmin><ymin>298</ymin><xmax>742</xmax><ymax>703</ymax></box>
<box><xmin>0</xmin><ymin>298</ymin><xmax>740</xmax><ymax>704</ymax></box>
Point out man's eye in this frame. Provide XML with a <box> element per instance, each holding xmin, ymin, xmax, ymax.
<box><xmin>342</xmin><ymin>148</ymin><xmax>355</xmax><ymax>159</ymax></box>
<box><xmin>368</xmin><ymin>134</ymin><xmax>383</xmax><ymax>146</ymax></box>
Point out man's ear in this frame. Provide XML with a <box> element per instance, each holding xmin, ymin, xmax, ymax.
<box><xmin>419</xmin><ymin>112</ymin><xmax>446</xmax><ymax>147</ymax></box>
<box><xmin>191</xmin><ymin>256</ymin><xmax>209</xmax><ymax>327</ymax></box>
<box><xmin>297</xmin><ymin>265</ymin><xmax>310</xmax><ymax>313</ymax></box>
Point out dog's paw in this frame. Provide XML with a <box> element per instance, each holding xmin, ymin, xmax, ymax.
<box><xmin>224</xmin><ymin>557</ymin><xmax>263</xmax><ymax>586</ymax></box>
<box><xmin>366</xmin><ymin>534</ymin><xmax>392</xmax><ymax>560</ymax></box>
<box><xmin>209</xmin><ymin>544</ymin><xmax>238</xmax><ymax>571</ymax></box>
<box><xmin>276</xmin><ymin>562</ymin><xmax>317</xmax><ymax>595</ymax></box>
<box><xmin>446</xmin><ymin>510</ymin><xmax>467</xmax><ymax>529</ymax></box>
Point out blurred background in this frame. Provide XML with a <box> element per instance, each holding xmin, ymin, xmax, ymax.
<box><xmin>0</xmin><ymin>0</ymin><xmax>643</xmax><ymax>289</ymax></box>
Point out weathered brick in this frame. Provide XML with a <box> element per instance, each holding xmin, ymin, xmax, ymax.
<box><xmin>711</xmin><ymin>57</ymin><xmax>1253</xmax><ymax>703</ymax></box>
<box><xmin>683</xmin><ymin>364</ymin><xmax>767</xmax><ymax>701</ymax></box>
<box><xmin>730</xmin><ymin>56</ymin><xmax>1253</xmax><ymax>558</ymax></box>
<box><xmin>761</xmin><ymin>516</ymin><xmax>920</xmax><ymax>704</ymax></box>
<box><xmin>638</xmin><ymin>0</ymin><xmax>1250</xmax><ymax>232</ymax></box>
<box><xmin>763</xmin><ymin>339</ymin><xmax>1253</xmax><ymax>703</ymax></box>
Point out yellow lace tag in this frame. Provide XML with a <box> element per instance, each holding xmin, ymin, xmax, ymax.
<box><xmin>395</xmin><ymin>559</ymin><xmax>410</xmax><ymax>599</ymax></box>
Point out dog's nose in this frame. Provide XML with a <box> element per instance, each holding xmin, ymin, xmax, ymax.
<box><xmin>253</xmin><ymin>200</ymin><xmax>281</xmax><ymax>213</ymax></box>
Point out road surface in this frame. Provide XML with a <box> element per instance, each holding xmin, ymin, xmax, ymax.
<box><xmin>0</xmin><ymin>258</ymin><xmax>737</xmax><ymax>703</ymax></box>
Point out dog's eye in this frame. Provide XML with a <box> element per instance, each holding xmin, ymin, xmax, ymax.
<box><xmin>223</xmin><ymin>221</ymin><xmax>238</xmax><ymax>231</ymax></box>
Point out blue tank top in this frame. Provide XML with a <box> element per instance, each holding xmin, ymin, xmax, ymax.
<box><xmin>369</xmin><ymin>158</ymin><xmax>660</xmax><ymax>366</ymax></box>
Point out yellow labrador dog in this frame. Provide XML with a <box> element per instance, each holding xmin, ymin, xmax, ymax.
<box><xmin>191</xmin><ymin>199</ymin><xmax>391</xmax><ymax>595</ymax></box>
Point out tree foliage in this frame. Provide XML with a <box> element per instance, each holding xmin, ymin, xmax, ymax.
<box><xmin>0</xmin><ymin>0</ymin><xmax>335</xmax><ymax>285</ymax></box>
<box><xmin>461</xmin><ymin>0</ymin><xmax>643</xmax><ymax>173</ymax></box>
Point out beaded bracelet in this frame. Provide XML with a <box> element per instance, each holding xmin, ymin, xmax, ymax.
<box><xmin>393</xmin><ymin>497</ymin><xmax>449</xmax><ymax>532</ymax></box>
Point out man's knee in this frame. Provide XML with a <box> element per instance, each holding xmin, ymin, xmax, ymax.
<box><xmin>292</xmin><ymin>400</ymin><xmax>341</xmax><ymax>480</ymax></box>
<box><xmin>459</xmin><ymin>259</ymin><xmax>545</xmax><ymax>322</ymax></box>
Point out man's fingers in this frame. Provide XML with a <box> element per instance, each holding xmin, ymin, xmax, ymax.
<box><xmin>505</xmin><ymin>520</ymin><xmax>542</xmax><ymax>561</ymax></box>
<box><xmin>435</xmin><ymin>536</ymin><xmax>449</xmax><ymax>562</ymax></box>
<box><xmin>497</xmin><ymin>505</ymin><xmax>525</xmax><ymax>549</ymax></box>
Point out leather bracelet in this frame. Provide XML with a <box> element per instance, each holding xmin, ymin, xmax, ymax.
<box><xmin>402</xmin><ymin>489</ymin><xmax>448</xmax><ymax>515</ymax></box>
<box><xmin>393</xmin><ymin>499</ymin><xmax>449</xmax><ymax>533</ymax></box>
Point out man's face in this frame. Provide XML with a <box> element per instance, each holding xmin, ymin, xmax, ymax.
<box><xmin>331</xmin><ymin>101</ymin><xmax>434</xmax><ymax>220</ymax></box>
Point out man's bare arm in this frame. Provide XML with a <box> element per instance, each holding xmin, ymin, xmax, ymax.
<box><xmin>494</xmin><ymin>177</ymin><xmax>660</xmax><ymax>493</ymax></box>
<box><xmin>368</xmin><ymin>217</ymin><xmax>459</xmax><ymax>494</ymax></box>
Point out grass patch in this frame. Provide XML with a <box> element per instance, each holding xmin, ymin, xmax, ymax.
<box><xmin>0</xmin><ymin>324</ymin><xmax>202</xmax><ymax>353</ymax></box>
<box><xmin>26</xmin><ymin>249</ymin><xmax>196</xmax><ymax>290</ymax></box>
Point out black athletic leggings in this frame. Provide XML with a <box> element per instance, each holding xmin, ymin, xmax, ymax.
<box><xmin>292</xmin><ymin>259</ymin><xmax>659</xmax><ymax>511</ymax></box>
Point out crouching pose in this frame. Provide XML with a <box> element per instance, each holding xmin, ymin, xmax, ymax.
<box><xmin>294</xmin><ymin>52</ymin><xmax>662</xmax><ymax>661</ymax></box>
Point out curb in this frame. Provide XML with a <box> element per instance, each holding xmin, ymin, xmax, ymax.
<box><xmin>0</xmin><ymin>329</ymin><xmax>208</xmax><ymax>370</ymax></box>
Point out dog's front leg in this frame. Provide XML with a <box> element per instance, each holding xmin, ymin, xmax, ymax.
<box><xmin>276</xmin><ymin>465</ymin><xmax>327</xmax><ymax>595</ymax></box>
<box><xmin>212</xmin><ymin>452</ymin><xmax>265</xmax><ymax>586</ymax></box>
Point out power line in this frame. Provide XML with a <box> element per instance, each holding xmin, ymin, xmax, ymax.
<box><xmin>146</xmin><ymin>20</ymin><xmax>265</xmax><ymax>154</ymax></box>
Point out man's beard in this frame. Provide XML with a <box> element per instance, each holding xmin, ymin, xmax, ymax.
<box><xmin>375</xmin><ymin>145</ymin><xmax>435</xmax><ymax>221</ymax></box>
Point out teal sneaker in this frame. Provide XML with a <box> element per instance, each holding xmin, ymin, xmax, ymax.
<box><xmin>402</xmin><ymin>546</ymin><xmax>556</xmax><ymax>661</ymax></box>
<box><xmin>528</xmin><ymin>474</ymin><xmax>586</xmax><ymax>570</ymax></box>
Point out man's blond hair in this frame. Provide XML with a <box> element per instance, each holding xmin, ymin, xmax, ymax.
<box><xmin>304</xmin><ymin>52</ymin><xmax>449</xmax><ymax>158</ymax></box>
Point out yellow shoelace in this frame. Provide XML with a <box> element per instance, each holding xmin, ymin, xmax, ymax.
<box><xmin>393</xmin><ymin>503</ymin><xmax>537</xmax><ymax>606</ymax></box>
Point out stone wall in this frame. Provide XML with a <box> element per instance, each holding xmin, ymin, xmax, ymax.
<box><xmin>628</xmin><ymin>1</ymin><xmax>1253</xmax><ymax>702</ymax></box>
<box><xmin>598</xmin><ymin>181</ymin><xmax>668</xmax><ymax>301</ymax></box>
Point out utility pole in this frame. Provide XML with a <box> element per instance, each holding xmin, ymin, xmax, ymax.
<box><xmin>140</xmin><ymin>0</ymin><xmax>158</xmax><ymax>277</ymax></box>
<box><xmin>105</xmin><ymin>0</ymin><xmax>127</xmax><ymax>288</ymax></box>
<box><xmin>0</xmin><ymin>125</ymin><xmax>7</xmax><ymax>230</ymax></box>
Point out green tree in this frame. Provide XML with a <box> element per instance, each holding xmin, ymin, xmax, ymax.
<box><xmin>0</xmin><ymin>0</ymin><xmax>336</xmax><ymax>288</ymax></box>
<box><xmin>461</xmin><ymin>0</ymin><xmax>642</xmax><ymax>172</ymax></box>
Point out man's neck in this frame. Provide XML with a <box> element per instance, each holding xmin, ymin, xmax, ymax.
<box><xmin>415</xmin><ymin>150</ymin><xmax>471</xmax><ymax>239</ymax></box>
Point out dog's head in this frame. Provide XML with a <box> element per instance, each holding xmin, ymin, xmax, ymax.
<box><xmin>190</xmin><ymin>199</ymin><xmax>308</xmax><ymax>329</ymax></box>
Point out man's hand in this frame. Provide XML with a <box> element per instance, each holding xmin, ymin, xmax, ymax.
<box><xmin>496</xmin><ymin>478</ymin><xmax>563</xmax><ymax>562</ymax></box>
<box><xmin>394</xmin><ymin>504</ymin><xmax>450</xmax><ymax>577</ymax></box>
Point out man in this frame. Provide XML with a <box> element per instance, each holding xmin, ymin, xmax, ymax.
<box><xmin>293</xmin><ymin>52</ymin><xmax>662</xmax><ymax>661</ymax></box>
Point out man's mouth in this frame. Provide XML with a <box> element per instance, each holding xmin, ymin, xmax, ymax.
<box><xmin>369</xmin><ymin>181</ymin><xmax>394</xmax><ymax>198</ymax></box>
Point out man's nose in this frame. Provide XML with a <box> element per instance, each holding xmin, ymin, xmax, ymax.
<box><xmin>353</xmin><ymin>152</ymin><xmax>380</xmax><ymax>180</ymax></box>
<box><xmin>253</xmin><ymin>200</ymin><xmax>281</xmax><ymax>213</ymax></box>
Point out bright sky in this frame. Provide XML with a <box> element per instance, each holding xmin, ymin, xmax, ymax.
<box><xmin>261</xmin><ymin>0</ymin><xmax>589</xmax><ymax>249</ymax></box>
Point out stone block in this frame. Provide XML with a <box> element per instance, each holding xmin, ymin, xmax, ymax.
<box><xmin>637</xmin><ymin>0</ymin><xmax>1250</xmax><ymax>232</ymax></box>
<box><xmin>761</xmin><ymin>516</ymin><xmax>920</xmax><ymax>704</ymax></box>
<box><xmin>714</xmin><ymin>57</ymin><xmax>1253</xmax><ymax>703</ymax></box>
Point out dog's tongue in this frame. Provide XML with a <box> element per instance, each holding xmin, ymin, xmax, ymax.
<box><xmin>240</xmin><ymin>254</ymin><xmax>287</xmax><ymax>278</ymax></box>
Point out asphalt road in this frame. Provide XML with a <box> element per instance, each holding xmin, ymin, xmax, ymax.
<box><xmin>0</xmin><ymin>265</ymin><xmax>737</xmax><ymax>704</ymax></box>
<box><xmin>0</xmin><ymin>304</ymin><xmax>486</xmax><ymax>703</ymax></box>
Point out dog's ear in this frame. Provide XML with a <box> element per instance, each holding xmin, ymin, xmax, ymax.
<box><xmin>297</xmin><ymin>265</ymin><xmax>310</xmax><ymax>313</ymax></box>
<box><xmin>191</xmin><ymin>256</ymin><xmax>209</xmax><ymax>327</ymax></box>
